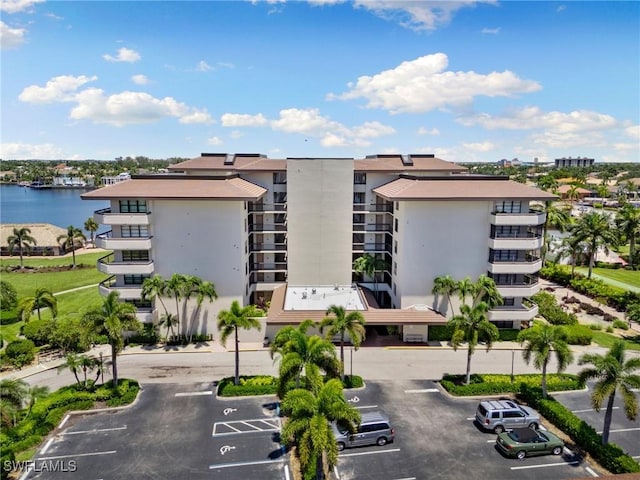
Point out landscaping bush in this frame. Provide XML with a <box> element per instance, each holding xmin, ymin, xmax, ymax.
<box><xmin>0</xmin><ymin>310</ymin><xmax>19</xmax><ymax>325</ymax></box>
<box><xmin>21</xmin><ymin>319</ymin><xmax>54</xmax><ymax>346</ymax></box>
<box><xmin>342</xmin><ymin>375</ymin><xmax>364</xmax><ymax>389</ymax></box>
<box><xmin>4</xmin><ymin>339</ymin><xmax>36</xmax><ymax>368</ymax></box>
<box><xmin>603</xmin><ymin>313</ymin><xmax>617</xmax><ymax>322</ymax></box>
<box><xmin>532</xmin><ymin>292</ymin><xmax>578</xmax><ymax>325</ymax></box>
<box><xmin>427</xmin><ymin>325</ymin><xmax>453</xmax><ymax>341</ymax></box>
<box><xmin>498</xmin><ymin>329</ymin><xmax>519</xmax><ymax>341</ymax></box>
<box><xmin>612</xmin><ymin>319</ymin><xmax>629</xmax><ymax>330</ymax></box>
<box><xmin>218</xmin><ymin>375</ymin><xmax>279</xmax><ymax>397</ymax></box>
<box><xmin>588</xmin><ymin>323</ymin><xmax>603</xmax><ymax>331</ymax></box>
<box><xmin>440</xmin><ymin>373</ymin><xmax>582</xmax><ymax>396</ymax></box>
<box><xmin>564</xmin><ymin>324</ymin><xmax>594</xmax><ymax>345</ymax></box>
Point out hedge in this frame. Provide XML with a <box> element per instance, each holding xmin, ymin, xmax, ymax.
<box><xmin>440</xmin><ymin>373</ymin><xmax>582</xmax><ymax>396</ymax></box>
<box><xmin>428</xmin><ymin>326</ymin><xmax>520</xmax><ymax>342</ymax></box>
<box><xmin>4</xmin><ymin>339</ymin><xmax>36</xmax><ymax>368</ymax></box>
<box><xmin>217</xmin><ymin>374</ymin><xmax>364</xmax><ymax>397</ymax></box>
<box><xmin>564</xmin><ymin>324</ymin><xmax>594</xmax><ymax>345</ymax></box>
<box><xmin>518</xmin><ymin>385</ymin><xmax>640</xmax><ymax>474</ymax></box>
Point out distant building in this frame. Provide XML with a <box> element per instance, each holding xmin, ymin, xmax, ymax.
<box><xmin>554</xmin><ymin>157</ymin><xmax>595</xmax><ymax>169</ymax></box>
<box><xmin>496</xmin><ymin>158</ymin><xmax>522</xmax><ymax>168</ymax></box>
<box><xmin>101</xmin><ymin>172</ymin><xmax>131</xmax><ymax>185</ymax></box>
<box><xmin>0</xmin><ymin>223</ymin><xmax>79</xmax><ymax>257</ymax></box>
<box><xmin>53</xmin><ymin>176</ymin><xmax>92</xmax><ymax>187</ymax></box>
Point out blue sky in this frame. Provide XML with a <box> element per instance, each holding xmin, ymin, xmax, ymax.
<box><xmin>1</xmin><ymin>0</ymin><xmax>639</xmax><ymax>163</ymax></box>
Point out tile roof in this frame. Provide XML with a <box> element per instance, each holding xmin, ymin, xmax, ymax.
<box><xmin>168</xmin><ymin>154</ymin><xmax>287</xmax><ymax>172</ymax></box>
<box><xmin>354</xmin><ymin>155</ymin><xmax>467</xmax><ymax>173</ymax></box>
<box><xmin>373</xmin><ymin>177</ymin><xmax>557</xmax><ymax>201</ymax></box>
<box><xmin>81</xmin><ymin>177</ymin><xmax>267</xmax><ymax>200</ymax></box>
<box><xmin>1</xmin><ymin>223</ymin><xmax>68</xmax><ymax>247</ymax></box>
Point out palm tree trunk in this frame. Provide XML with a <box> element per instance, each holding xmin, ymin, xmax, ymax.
<box><xmin>19</xmin><ymin>245</ymin><xmax>25</xmax><ymax>269</ymax></box>
<box><xmin>340</xmin><ymin>335</ymin><xmax>345</xmax><ymax>382</ymax></box>
<box><xmin>588</xmin><ymin>244</ymin><xmax>595</xmax><ymax>278</ymax></box>
<box><xmin>111</xmin><ymin>343</ymin><xmax>118</xmax><ymax>388</ymax></box>
<box><xmin>83</xmin><ymin>366</ymin><xmax>87</xmax><ymax>388</ymax></box>
<box><xmin>36</xmin><ymin>306</ymin><xmax>41</xmax><ymax>321</ymax></box>
<box><xmin>234</xmin><ymin>327</ymin><xmax>240</xmax><ymax>385</ymax></box>
<box><xmin>72</xmin><ymin>368</ymin><xmax>81</xmax><ymax>386</ymax></box>
<box><xmin>541</xmin><ymin>360</ymin><xmax>548</xmax><ymax>398</ymax></box>
<box><xmin>465</xmin><ymin>347</ymin><xmax>472</xmax><ymax>385</ymax></box>
<box><xmin>602</xmin><ymin>392</ymin><xmax>616</xmax><ymax>445</ymax></box>
<box><xmin>71</xmin><ymin>247</ymin><xmax>77</xmax><ymax>268</ymax></box>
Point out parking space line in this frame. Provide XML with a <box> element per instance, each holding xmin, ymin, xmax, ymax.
<box><xmin>597</xmin><ymin>427</ymin><xmax>640</xmax><ymax>434</ymax></box>
<box><xmin>239</xmin><ymin>421</ymin><xmax>265</xmax><ymax>431</ymax></box>
<box><xmin>40</xmin><ymin>438</ymin><xmax>54</xmax><ymax>454</ymax></box>
<box><xmin>572</xmin><ymin>407</ymin><xmax>619</xmax><ymax>413</ymax></box>
<box><xmin>285</xmin><ymin>464</ymin><xmax>291</xmax><ymax>480</ymax></box>
<box><xmin>510</xmin><ymin>460</ymin><xmax>580</xmax><ymax>470</ymax></box>
<box><xmin>174</xmin><ymin>391</ymin><xmax>213</xmax><ymax>397</ymax></box>
<box><xmin>208</xmin><ymin>458</ymin><xmax>284</xmax><ymax>469</ymax></box>
<box><xmin>37</xmin><ymin>451</ymin><xmax>117</xmax><ymax>461</ymax></box>
<box><xmin>357</xmin><ymin>405</ymin><xmax>378</xmax><ymax>409</ymax></box>
<box><xmin>585</xmin><ymin>466</ymin><xmax>599</xmax><ymax>477</ymax></box>
<box><xmin>62</xmin><ymin>426</ymin><xmax>127</xmax><ymax>435</ymax></box>
<box><xmin>339</xmin><ymin>448</ymin><xmax>401</xmax><ymax>458</ymax></box>
<box><xmin>404</xmin><ymin>389</ymin><xmax>439</xmax><ymax>393</ymax></box>
<box><xmin>58</xmin><ymin>415</ymin><xmax>70</xmax><ymax>429</ymax></box>
<box><xmin>393</xmin><ymin>478</ymin><xmax>417</xmax><ymax>480</ymax></box>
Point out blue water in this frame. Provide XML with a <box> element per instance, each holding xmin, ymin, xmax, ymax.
<box><xmin>0</xmin><ymin>184</ymin><xmax>108</xmax><ymax>229</ymax></box>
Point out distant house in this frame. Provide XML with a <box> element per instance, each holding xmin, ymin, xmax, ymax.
<box><xmin>554</xmin><ymin>157</ymin><xmax>595</xmax><ymax>168</ymax></box>
<box><xmin>53</xmin><ymin>176</ymin><xmax>92</xmax><ymax>187</ymax></box>
<box><xmin>101</xmin><ymin>172</ymin><xmax>131</xmax><ymax>185</ymax></box>
<box><xmin>0</xmin><ymin>171</ymin><xmax>17</xmax><ymax>182</ymax></box>
<box><xmin>0</xmin><ymin>223</ymin><xmax>81</xmax><ymax>257</ymax></box>
<box><xmin>556</xmin><ymin>184</ymin><xmax>592</xmax><ymax>200</ymax></box>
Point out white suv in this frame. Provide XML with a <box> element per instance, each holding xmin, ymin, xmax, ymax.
<box><xmin>475</xmin><ymin>400</ymin><xmax>540</xmax><ymax>433</ymax></box>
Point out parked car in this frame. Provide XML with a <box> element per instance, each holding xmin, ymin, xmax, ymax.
<box><xmin>332</xmin><ymin>411</ymin><xmax>395</xmax><ymax>451</ymax></box>
<box><xmin>475</xmin><ymin>399</ymin><xmax>540</xmax><ymax>433</ymax></box>
<box><xmin>496</xmin><ymin>427</ymin><xmax>564</xmax><ymax>459</ymax></box>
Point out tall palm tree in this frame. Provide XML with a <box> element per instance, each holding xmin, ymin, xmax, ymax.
<box><xmin>269</xmin><ymin>319</ymin><xmax>316</xmax><ymax>360</ymax></box>
<box><xmin>281</xmin><ymin>379</ymin><xmax>361</xmax><ymax>480</ymax></box>
<box><xmin>615</xmin><ymin>203</ymin><xmax>640</xmax><ymax>267</ymax></box>
<box><xmin>554</xmin><ymin>235</ymin><xmax>587</xmax><ymax>278</ymax></box>
<box><xmin>570</xmin><ymin>211</ymin><xmax>618</xmax><ymax>278</ymax></box>
<box><xmin>83</xmin><ymin>217</ymin><xmax>99</xmax><ymax>248</ymax></box>
<box><xmin>432</xmin><ymin>274</ymin><xmax>457</xmax><ymax>316</ymax></box>
<box><xmin>456</xmin><ymin>277</ymin><xmax>474</xmax><ymax>306</ymax></box>
<box><xmin>166</xmin><ymin>273</ymin><xmax>186</xmax><ymax>334</ymax></box>
<box><xmin>448</xmin><ymin>302</ymin><xmax>499</xmax><ymax>385</ymax></box>
<box><xmin>578</xmin><ymin>340</ymin><xmax>640</xmax><ymax>445</ymax></box>
<box><xmin>517</xmin><ymin>323</ymin><xmax>574</xmax><ymax>398</ymax></box>
<box><xmin>16</xmin><ymin>287</ymin><xmax>57</xmax><ymax>322</ymax></box>
<box><xmin>159</xmin><ymin>312</ymin><xmax>179</xmax><ymax>340</ymax></box>
<box><xmin>141</xmin><ymin>274</ymin><xmax>170</xmax><ymax>318</ymax></box>
<box><xmin>320</xmin><ymin>305</ymin><xmax>366</xmax><ymax>381</ymax></box>
<box><xmin>25</xmin><ymin>385</ymin><xmax>49</xmax><ymax>416</ymax></box>
<box><xmin>82</xmin><ymin>291</ymin><xmax>141</xmax><ymax>387</ymax></box>
<box><xmin>7</xmin><ymin>226</ymin><xmax>37</xmax><ymax>268</ymax></box>
<box><xmin>537</xmin><ymin>202</ymin><xmax>571</xmax><ymax>267</ymax></box>
<box><xmin>353</xmin><ymin>253</ymin><xmax>387</xmax><ymax>304</ymax></box>
<box><xmin>188</xmin><ymin>279</ymin><xmax>217</xmax><ymax>343</ymax></box>
<box><xmin>217</xmin><ymin>300</ymin><xmax>264</xmax><ymax>386</ymax></box>
<box><xmin>472</xmin><ymin>274</ymin><xmax>503</xmax><ymax>308</ymax></box>
<box><xmin>57</xmin><ymin>352</ymin><xmax>84</xmax><ymax>386</ymax></box>
<box><xmin>0</xmin><ymin>378</ymin><xmax>29</xmax><ymax>427</ymax></box>
<box><xmin>566</xmin><ymin>184</ymin><xmax>581</xmax><ymax>207</ymax></box>
<box><xmin>57</xmin><ymin>225</ymin><xmax>86</xmax><ymax>268</ymax></box>
<box><xmin>596</xmin><ymin>185</ymin><xmax>609</xmax><ymax>205</ymax></box>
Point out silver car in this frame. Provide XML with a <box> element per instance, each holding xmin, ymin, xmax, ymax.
<box><xmin>332</xmin><ymin>411</ymin><xmax>395</xmax><ymax>451</ymax></box>
<box><xmin>475</xmin><ymin>399</ymin><xmax>540</xmax><ymax>433</ymax></box>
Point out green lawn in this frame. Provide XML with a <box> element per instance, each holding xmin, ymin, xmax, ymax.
<box><xmin>591</xmin><ymin>331</ymin><xmax>640</xmax><ymax>351</ymax></box>
<box><xmin>575</xmin><ymin>267</ymin><xmax>640</xmax><ymax>289</ymax></box>
<box><xmin>37</xmin><ymin>287</ymin><xmax>104</xmax><ymax>321</ymax></box>
<box><xmin>1</xmin><ymin>250</ymin><xmax>108</xmax><ymax>269</ymax></box>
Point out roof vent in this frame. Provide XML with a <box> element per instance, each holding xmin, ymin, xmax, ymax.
<box><xmin>401</xmin><ymin>154</ymin><xmax>414</xmax><ymax>166</ymax></box>
<box><xmin>224</xmin><ymin>154</ymin><xmax>235</xmax><ymax>165</ymax></box>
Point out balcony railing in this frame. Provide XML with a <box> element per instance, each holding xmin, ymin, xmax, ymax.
<box><xmin>248</xmin><ymin>203</ymin><xmax>287</xmax><ymax>212</ymax></box>
<box><xmin>98</xmin><ymin>276</ymin><xmax>144</xmax><ymax>300</ymax></box>
<box><xmin>249</xmin><ymin>272</ymin><xmax>287</xmax><ymax>283</ymax></box>
<box><xmin>490</xmin><ymin>211</ymin><xmax>546</xmax><ymax>226</ymax></box>
<box><xmin>488</xmin><ymin>302</ymin><xmax>539</xmax><ymax>322</ymax></box>
<box><xmin>249</xmin><ymin>243</ymin><xmax>287</xmax><ymax>252</ymax></box>
<box><xmin>97</xmin><ymin>253</ymin><xmax>154</xmax><ymax>275</ymax></box>
<box><xmin>94</xmin><ymin>207</ymin><xmax>152</xmax><ymax>225</ymax></box>
<box><xmin>248</xmin><ymin>223</ymin><xmax>287</xmax><ymax>233</ymax></box>
<box><xmin>352</xmin><ymin>243</ymin><xmax>392</xmax><ymax>252</ymax></box>
<box><xmin>492</xmin><ymin>274</ymin><xmax>538</xmax><ymax>286</ymax></box>
<box><xmin>95</xmin><ymin>231</ymin><xmax>153</xmax><ymax>250</ymax></box>
<box><xmin>249</xmin><ymin>262</ymin><xmax>288</xmax><ymax>271</ymax></box>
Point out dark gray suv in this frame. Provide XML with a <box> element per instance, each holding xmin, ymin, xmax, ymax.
<box><xmin>475</xmin><ymin>400</ymin><xmax>540</xmax><ymax>433</ymax></box>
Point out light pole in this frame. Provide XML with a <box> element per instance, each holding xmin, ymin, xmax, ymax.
<box><xmin>350</xmin><ymin>347</ymin><xmax>353</xmax><ymax>379</ymax></box>
<box><xmin>511</xmin><ymin>349</ymin><xmax>515</xmax><ymax>383</ymax></box>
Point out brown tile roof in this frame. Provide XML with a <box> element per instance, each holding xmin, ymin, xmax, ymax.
<box><xmin>168</xmin><ymin>154</ymin><xmax>287</xmax><ymax>172</ymax></box>
<box><xmin>556</xmin><ymin>184</ymin><xmax>592</xmax><ymax>194</ymax></box>
<box><xmin>354</xmin><ymin>155</ymin><xmax>467</xmax><ymax>173</ymax></box>
<box><xmin>1</xmin><ymin>223</ymin><xmax>68</xmax><ymax>247</ymax></box>
<box><xmin>81</xmin><ymin>177</ymin><xmax>267</xmax><ymax>200</ymax></box>
<box><xmin>267</xmin><ymin>285</ymin><xmax>447</xmax><ymax>325</ymax></box>
<box><xmin>373</xmin><ymin>177</ymin><xmax>557</xmax><ymax>201</ymax></box>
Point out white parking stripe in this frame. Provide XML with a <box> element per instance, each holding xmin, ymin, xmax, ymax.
<box><xmin>404</xmin><ymin>388</ymin><xmax>439</xmax><ymax>393</ymax></box>
<box><xmin>597</xmin><ymin>427</ymin><xmax>640</xmax><ymax>434</ymax></box>
<box><xmin>511</xmin><ymin>461</ymin><xmax>580</xmax><ymax>470</ymax></box>
<box><xmin>572</xmin><ymin>407</ymin><xmax>619</xmax><ymax>413</ymax></box>
<box><xmin>209</xmin><ymin>458</ymin><xmax>284</xmax><ymax>469</ymax></box>
<box><xmin>40</xmin><ymin>438</ymin><xmax>54</xmax><ymax>454</ymax></box>
<box><xmin>585</xmin><ymin>466</ymin><xmax>599</xmax><ymax>477</ymax></box>
<box><xmin>357</xmin><ymin>405</ymin><xmax>379</xmax><ymax>409</ymax></box>
<box><xmin>240</xmin><ymin>421</ymin><xmax>265</xmax><ymax>431</ymax></box>
<box><xmin>174</xmin><ymin>391</ymin><xmax>213</xmax><ymax>397</ymax></box>
<box><xmin>37</xmin><ymin>451</ymin><xmax>117</xmax><ymax>461</ymax></box>
<box><xmin>285</xmin><ymin>465</ymin><xmax>291</xmax><ymax>480</ymax></box>
<box><xmin>62</xmin><ymin>426</ymin><xmax>127</xmax><ymax>435</ymax></box>
<box><xmin>58</xmin><ymin>415</ymin><xmax>70</xmax><ymax>428</ymax></box>
<box><xmin>339</xmin><ymin>448</ymin><xmax>401</xmax><ymax>458</ymax></box>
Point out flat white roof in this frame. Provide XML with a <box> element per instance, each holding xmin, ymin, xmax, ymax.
<box><xmin>284</xmin><ymin>285</ymin><xmax>367</xmax><ymax>311</ymax></box>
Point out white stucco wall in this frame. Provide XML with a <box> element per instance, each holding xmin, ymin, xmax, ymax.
<box><xmin>286</xmin><ymin>159</ymin><xmax>353</xmax><ymax>285</ymax></box>
<box><xmin>394</xmin><ymin>201</ymin><xmax>492</xmax><ymax>313</ymax></box>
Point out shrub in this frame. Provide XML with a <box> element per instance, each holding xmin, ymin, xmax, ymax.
<box><xmin>603</xmin><ymin>313</ymin><xmax>617</xmax><ymax>322</ymax></box>
<box><xmin>589</xmin><ymin>323</ymin><xmax>603</xmax><ymax>331</ymax></box>
<box><xmin>606</xmin><ymin>325</ymin><xmax>614</xmax><ymax>333</ymax></box>
<box><xmin>498</xmin><ymin>329</ymin><xmax>519</xmax><ymax>341</ymax></box>
<box><xmin>612</xmin><ymin>319</ymin><xmax>629</xmax><ymax>330</ymax></box>
<box><xmin>440</xmin><ymin>373</ymin><xmax>582</xmax><ymax>396</ymax></box>
<box><xmin>4</xmin><ymin>339</ymin><xmax>36</xmax><ymax>368</ymax></box>
<box><xmin>218</xmin><ymin>375</ymin><xmax>278</xmax><ymax>397</ymax></box>
<box><xmin>427</xmin><ymin>325</ymin><xmax>453</xmax><ymax>341</ymax></box>
<box><xmin>342</xmin><ymin>375</ymin><xmax>364</xmax><ymax>389</ymax></box>
<box><xmin>0</xmin><ymin>310</ymin><xmax>19</xmax><ymax>326</ymax></box>
<box><xmin>532</xmin><ymin>292</ymin><xmax>578</xmax><ymax>325</ymax></box>
<box><xmin>21</xmin><ymin>319</ymin><xmax>53</xmax><ymax>346</ymax></box>
<box><xmin>564</xmin><ymin>324</ymin><xmax>594</xmax><ymax>345</ymax></box>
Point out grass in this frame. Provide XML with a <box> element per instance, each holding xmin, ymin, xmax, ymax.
<box><xmin>1</xmin><ymin>320</ymin><xmax>24</xmax><ymax>344</ymax></box>
<box><xmin>591</xmin><ymin>331</ymin><xmax>640</xmax><ymax>351</ymax></box>
<box><xmin>29</xmin><ymin>287</ymin><xmax>105</xmax><ymax>322</ymax></box>
<box><xmin>575</xmin><ymin>267</ymin><xmax>640</xmax><ymax>289</ymax></box>
<box><xmin>1</xmin><ymin>250</ymin><xmax>107</xmax><ymax>269</ymax></box>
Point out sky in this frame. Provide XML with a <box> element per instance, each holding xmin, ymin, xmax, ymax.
<box><xmin>1</xmin><ymin>0</ymin><xmax>639</xmax><ymax>163</ymax></box>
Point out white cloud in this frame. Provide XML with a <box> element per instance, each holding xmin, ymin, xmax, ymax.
<box><xmin>481</xmin><ymin>27</ymin><xmax>500</xmax><ymax>34</ymax></box>
<box><xmin>19</xmin><ymin>75</ymin><xmax>98</xmax><ymax>103</ymax></box>
<box><xmin>196</xmin><ymin>60</ymin><xmax>213</xmax><ymax>72</ymax></box>
<box><xmin>0</xmin><ymin>142</ymin><xmax>64</xmax><ymax>159</ymax></box>
<box><xmin>207</xmin><ymin>136</ymin><xmax>223</xmax><ymax>146</ymax></box>
<box><xmin>353</xmin><ymin>0</ymin><xmax>496</xmax><ymax>32</ymax></box>
<box><xmin>131</xmin><ymin>74</ymin><xmax>148</xmax><ymax>85</ymax></box>
<box><xmin>0</xmin><ymin>0</ymin><xmax>43</xmax><ymax>14</ymax></box>
<box><xmin>352</xmin><ymin>121</ymin><xmax>396</xmax><ymax>138</ymax></box>
<box><xmin>329</xmin><ymin>53</ymin><xmax>541</xmax><ymax>114</ymax></box>
<box><xmin>529</xmin><ymin>131</ymin><xmax>607</xmax><ymax>149</ymax></box>
<box><xmin>179</xmin><ymin>109</ymin><xmax>213</xmax><ymax>124</ymax></box>
<box><xmin>463</xmin><ymin>141</ymin><xmax>495</xmax><ymax>152</ymax></box>
<box><xmin>624</xmin><ymin>125</ymin><xmax>640</xmax><ymax>139</ymax></box>
<box><xmin>221</xmin><ymin>113</ymin><xmax>268</xmax><ymax>127</ymax></box>
<box><xmin>103</xmin><ymin>47</ymin><xmax>141</xmax><ymax>63</ymax></box>
<box><xmin>0</xmin><ymin>20</ymin><xmax>26</xmax><ymax>49</ymax></box>
<box><xmin>230</xmin><ymin>130</ymin><xmax>244</xmax><ymax>139</ymax></box>
<box><xmin>458</xmin><ymin>106</ymin><xmax>618</xmax><ymax>133</ymax></box>
<box><xmin>417</xmin><ymin>126</ymin><xmax>440</xmax><ymax>135</ymax></box>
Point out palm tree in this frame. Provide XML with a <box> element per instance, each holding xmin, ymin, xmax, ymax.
<box><xmin>16</xmin><ymin>287</ymin><xmax>57</xmax><ymax>322</ymax></box>
<box><xmin>217</xmin><ymin>300</ymin><xmax>264</xmax><ymax>386</ymax></box>
<box><xmin>7</xmin><ymin>226</ymin><xmax>37</xmax><ymax>268</ymax></box>
<box><xmin>448</xmin><ymin>302</ymin><xmax>499</xmax><ymax>385</ymax></box>
<box><xmin>25</xmin><ymin>385</ymin><xmax>49</xmax><ymax>416</ymax></box>
<box><xmin>353</xmin><ymin>253</ymin><xmax>387</xmax><ymax>304</ymax></box>
<box><xmin>0</xmin><ymin>378</ymin><xmax>29</xmax><ymax>427</ymax></box>
<box><xmin>554</xmin><ymin>235</ymin><xmax>588</xmax><ymax>278</ymax></box>
<box><xmin>82</xmin><ymin>291</ymin><xmax>141</xmax><ymax>387</ymax></box>
<box><xmin>456</xmin><ymin>277</ymin><xmax>474</xmax><ymax>306</ymax></box>
<box><xmin>188</xmin><ymin>279</ymin><xmax>217</xmax><ymax>343</ymax></box>
<box><xmin>566</xmin><ymin>184</ymin><xmax>582</xmax><ymax>207</ymax></box>
<box><xmin>570</xmin><ymin>211</ymin><xmax>618</xmax><ymax>278</ymax></box>
<box><xmin>615</xmin><ymin>203</ymin><xmax>640</xmax><ymax>267</ymax></box>
<box><xmin>536</xmin><ymin>202</ymin><xmax>571</xmax><ymax>267</ymax></box>
<box><xmin>57</xmin><ymin>225</ymin><xmax>86</xmax><ymax>268</ymax></box>
<box><xmin>517</xmin><ymin>323</ymin><xmax>574</xmax><ymax>398</ymax></box>
<box><xmin>320</xmin><ymin>305</ymin><xmax>366</xmax><ymax>381</ymax></box>
<box><xmin>141</xmin><ymin>274</ymin><xmax>170</xmax><ymax>319</ymax></box>
<box><xmin>578</xmin><ymin>340</ymin><xmax>640</xmax><ymax>445</ymax></box>
<box><xmin>166</xmin><ymin>273</ymin><xmax>186</xmax><ymax>334</ymax></box>
<box><xmin>596</xmin><ymin>185</ymin><xmax>609</xmax><ymax>205</ymax></box>
<box><xmin>58</xmin><ymin>353</ymin><xmax>98</xmax><ymax>389</ymax></box>
<box><xmin>432</xmin><ymin>274</ymin><xmax>457</xmax><ymax>316</ymax></box>
<box><xmin>83</xmin><ymin>217</ymin><xmax>99</xmax><ymax>248</ymax></box>
<box><xmin>58</xmin><ymin>352</ymin><xmax>84</xmax><ymax>386</ymax></box>
<box><xmin>281</xmin><ymin>379</ymin><xmax>361</xmax><ymax>480</ymax></box>
<box><xmin>472</xmin><ymin>274</ymin><xmax>503</xmax><ymax>308</ymax></box>
<box><xmin>159</xmin><ymin>312</ymin><xmax>179</xmax><ymax>341</ymax></box>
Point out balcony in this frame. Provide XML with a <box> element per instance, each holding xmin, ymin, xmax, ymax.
<box><xmin>136</xmin><ymin>309</ymin><xmax>153</xmax><ymax>323</ymax></box>
<box><xmin>488</xmin><ymin>235</ymin><xmax>544</xmax><ymax>250</ymax></box>
<box><xmin>488</xmin><ymin>257</ymin><xmax>543</xmax><ymax>274</ymax></box>
<box><xmin>94</xmin><ymin>208</ymin><xmax>152</xmax><ymax>225</ymax></box>
<box><xmin>352</xmin><ymin>224</ymin><xmax>392</xmax><ymax>233</ymax></box>
<box><xmin>488</xmin><ymin>303</ymin><xmax>539</xmax><ymax>322</ymax></box>
<box><xmin>249</xmin><ymin>262</ymin><xmax>288</xmax><ymax>272</ymax></box>
<box><xmin>249</xmin><ymin>243</ymin><xmax>287</xmax><ymax>252</ymax></box>
<box><xmin>248</xmin><ymin>203</ymin><xmax>287</xmax><ymax>212</ymax></box>
<box><xmin>99</xmin><ymin>276</ymin><xmax>143</xmax><ymax>300</ymax></box>
<box><xmin>495</xmin><ymin>276</ymin><xmax>540</xmax><ymax>298</ymax></box>
<box><xmin>97</xmin><ymin>254</ymin><xmax>154</xmax><ymax>275</ymax></box>
<box><xmin>96</xmin><ymin>231</ymin><xmax>153</xmax><ymax>250</ymax></box>
<box><xmin>490</xmin><ymin>211</ymin><xmax>546</xmax><ymax>226</ymax></box>
<box><xmin>352</xmin><ymin>243</ymin><xmax>392</xmax><ymax>253</ymax></box>
<box><xmin>362</xmin><ymin>204</ymin><xmax>393</xmax><ymax>213</ymax></box>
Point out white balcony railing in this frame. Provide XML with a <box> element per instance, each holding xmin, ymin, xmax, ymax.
<box><xmin>490</xmin><ymin>211</ymin><xmax>546</xmax><ymax>226</ymax></box>
<box><xmin>488</xmin><ymin>236</ymin><xmax>544</xmax><ymax>250</ymax></box>
<box><xmin>488</xmin><ymin>258</ymin><xmax>543</xmax><ymax>275</ymax></box>
<box><xmin>94</xmin><ymin>208</ymin><xmax>152</xmax><ymax>225</ymax></box>
<box><xmin>496</xmin><ymin>282</ymin><xmax>540</xmax><ymax>298</ymax></box>
<box><xmin>98</xmin><ymin>258</ymin><xmax>154</xmax><ymax>275</ymax></box>
<box><xmin>99</xmin><ymin>277</ymin><xmax>143</xmax><ymax>300</ymax></box>
<box><xmin>488</xmin><ymin>303</ymin><xmax>539</xmax><ymax>322</ymax></box>
<box><xmin>95</xmin><ymin>231</ymin><xmax>152</xmax><ymax>250</ymax></box>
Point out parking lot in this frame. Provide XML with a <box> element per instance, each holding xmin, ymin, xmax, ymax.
<box><xmin>21</xmin><ymin>380</ymin><xmax>618</xmax><ymax>479</ymax></box>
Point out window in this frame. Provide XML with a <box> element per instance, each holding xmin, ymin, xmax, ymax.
<box><xmin>119</xmin><ymin>200</ymin><xmax>147</xmax><ymax>213</ymax></box>
<box><xmin>273</xmin><ymin>192</ymin><xmax>287</xmax><ymax>203</ymax></box>
<box><xmin>394</xmin><ymin>218</ymin><xmax>398</xmax><ymax>232</ymax></box>
<box><xmin>493</xmin><ymin>250</ymin><xmax>518</xmax><ymax>262</ymax></box>
<box><xmin>492</xmin><ymin>320</ymin><xmax>514</xmax><ymax>329</ymax></box>
<box><xmin>393</xmin><ymin>261</ymin><xmax>397</xmax><ymax>275</ymax></box>
<box><xmin>491</xmin><ymin>412</ymin><xmax>500</xmax><ymax>419</ymax></box>
<box><xmin>122</xmin><ymin>250</ymin><xmax>149</xmax><ymax>261</ymax></box>
<box><xmin>395</xmin><ymin>202</ymin><xmax>398</xmax><ymax>211</ymax></box>
<box><xmin>503</xmin><ymin>297</ymin><xmax>515</xmax><ymax>306</ymax></box>
<box><xmin>394</xmin><ymin>240</ymin><xmax>398</xmax><ymax>254</ymax></box>
<box><xmin>125</xmin><ymin>298</ymin><xmax>152</xmax><ymax>309</ymax></box>
<box><xmin>245</xmin><ymin>241</ymin><xmax>248</xmax><ymax>254</ymax></box>
<box><xmin>495</xmin><ymin>201</ymin><xmax>522</xmax><ymax>214</ymax></box>
<box><xmin>353</xmin><ymin>214</ymin><xmax>365</xmax><ymax>223</ymax></box>
<box><xmin>124</xmin><ymin>274</ymin><xmax>148</xmax><ymax>285</ymax></box>
<box><xmin>121</xmin><ymin>225</ymin><xmax>148</xmax><ymax>238</ymax></box>
<box><xmin>353</xmin><ymin>192</ymin><xmax>365</xmax><ymax>204</ymax></box>
<box><xmin>393</xmin><ymin>283</ymin><xmax>397</xmax><ymax>296</ymax></box>
<box><xmin>273</xmin><ymin>172</ymin><xmax>287</xmax><ymax>184</ymax></box>
<box><xmin>494</xmin><ymin>225</ymin><xmax>520</xmax><ymax>237</ymax></box>
<box><xmin>354</xmin><ymin>172</ymin><xmax>366</xmax><ymax>184</ymax></box>
<box><xmin>274</xmin><ymin>213</ymin><xmax>286</xmax><ymax>224</ymax></box>
<box><xmin>503</xmin><ymin>411</ymin><xmax>524</xmax><ymax>419</ymax></box>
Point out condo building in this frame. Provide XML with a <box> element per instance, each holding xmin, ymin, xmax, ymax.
<box><xmin>82</xmin><ymin>153</ymin><xmax>555</xmax><ymax>344</ymax></box>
